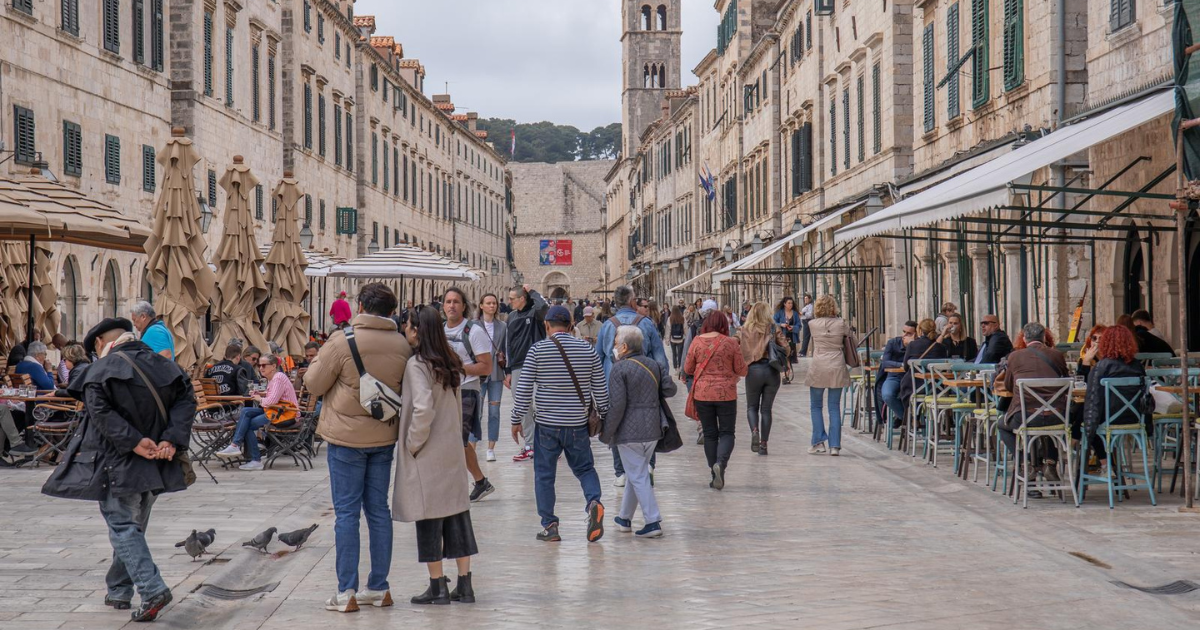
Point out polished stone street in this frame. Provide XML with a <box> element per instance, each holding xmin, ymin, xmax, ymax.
<box><xmin>1</xmin><ymin>360</ymin><xmax>1198</xmax><ymax>629</ymax></box>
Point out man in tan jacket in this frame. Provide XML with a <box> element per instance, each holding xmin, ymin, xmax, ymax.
<box><xmin>304</xmin><ymin>283</ymin><xmax>412</xmax><ymax>613</ymax></box>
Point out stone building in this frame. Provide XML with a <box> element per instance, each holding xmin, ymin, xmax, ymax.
<box><xmin>511</xmin><ymin>161</ymin><xmax>612</xmax><ymax>301</ymax></box>
<box><xmin>0</xmin><ymin>0</ymin><xmax>510</xmax><ymax>340</ymax></box>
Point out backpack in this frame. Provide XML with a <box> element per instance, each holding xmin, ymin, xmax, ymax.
<box><xmin>345</xmin><ymin>328</ymin><xmax>403</xmax><ymax>423</ymax></box>
<box><xmin>670</xmin><ymin>322</ymin><xmax>685</xmax><ymax>344</ymax></box>
<box><xmin>450</xmin><ymin>321</ymin><xmax>476</xmax><ymax>363</ymax></box>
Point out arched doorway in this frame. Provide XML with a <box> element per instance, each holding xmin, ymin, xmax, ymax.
<box><xmin>59</xmin><ymin>255</ymin><xmax>80</xmax><ymax>339</ymax></box>
<box><xmin>543</xmin><ymin>271</ymin><xmax>570</xmax><ymax>301</ymax></box>
<box><xmin>103</xmin><ymin>260</ymin><xmax>121</xmax><ymax>319</ymax></box>
<box><xmin>1122</xmin><ymin>227</ymin><xmax>1145</xmax><ymax>316</ymax></box>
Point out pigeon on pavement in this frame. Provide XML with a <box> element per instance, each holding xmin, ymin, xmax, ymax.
<box><xmin>278</xmin><ymin>524</ymin><xmax>319</xmax><ymax>551</ymax></box>
<box><xmin>195</xmin><ymin>528</ymin><xmax>216</xmax><ymax>549</ymax></box>
<box><xmin>242</xmin><ymin>527</ymin><xmax>277</xmax><ymax>553</ymax></box>
<box><xmin>175</xmin><ymin>530</ymin><xmax>205</xmax><ymax>561</ymax></box>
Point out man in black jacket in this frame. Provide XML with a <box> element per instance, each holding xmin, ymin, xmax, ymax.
<box><xmin>504</xmin><ymin>284</ymin><xmax>548</xmax><ymax>461</ymax></box>
<box><xmin>974</xmin><ymin>314</ymin><xmax>1014</xmax><ymax>365</ymax></box>
<box><xmin>42</xmin><ymin>322</ymin><xmax>196</xmax><ymax>623</ymax></box>
<box><xmin>1131</xmin><ymin>309</ymin><xmax>1175</xmax><ymax>357</ymax></box>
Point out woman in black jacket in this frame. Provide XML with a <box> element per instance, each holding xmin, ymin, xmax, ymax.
<box><xmin>898</xmin><ymin>319</ymin><xmax>948</xmax><ymax>411</ymax></box>
<box><xmin>52</xmin><ymin>344</ymin><xmax>91</xmax><ymax>398</ymax></box>
<box><xmin>1081</xmin><ymin>325</ymin><xmax>1149</xmax><ymax>475</ymax></box>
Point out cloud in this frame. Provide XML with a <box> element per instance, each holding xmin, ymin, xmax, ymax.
<box><xmin>357</xmin><ymin>0</ymin><xmax>719</xmax><ymax>130</ymax></box>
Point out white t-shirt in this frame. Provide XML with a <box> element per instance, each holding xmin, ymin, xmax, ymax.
<box><xmin>445</xmin><ymin>318</ymin><xmax>492</xmax><ymax>390</ymax></box>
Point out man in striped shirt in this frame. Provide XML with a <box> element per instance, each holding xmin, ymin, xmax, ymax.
<box><xmin>510</xmin><ymin>306</ymin><xmax>609</xmax><ymax>543</ymax></box>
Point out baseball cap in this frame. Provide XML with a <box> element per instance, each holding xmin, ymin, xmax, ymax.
<box><xmin>583</xmin><ymin>306</ymin><xmax>595</xmax><ymax>316</ymax></box>
<box><xmin>546</xmin><ymin>305</ymin><xmax>573</xmax><ymax>324</ymax></box>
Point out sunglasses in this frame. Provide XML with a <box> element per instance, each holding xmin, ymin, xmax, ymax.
<box><xmin>981</xmin><ymin>321</ymin><xmax>998</xmax><ymax>326</ymax></box>
<box><xmin>258</xmin><ymin>362</ymin><xmax>273</xmax><ymax>367</ymax></box>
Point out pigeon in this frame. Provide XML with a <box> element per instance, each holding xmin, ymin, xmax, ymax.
<box><xmin>278</xmin><ymin>524</ymin><xmax>319</xmax><ymax>551</ymax></box>
<box><xmin>242</xmin><ymin>527</ymin><xmax>277</xmax><ymax>553</ymax></box>
<box><xmin>195</xmin><ymin>528</ymin><xmax>216</xmax><ymax>549</ymax></box>
<box><xmin>175</xmin><ymin>530</ymin><xmax>205</xmax><ymax>561</ymax></box>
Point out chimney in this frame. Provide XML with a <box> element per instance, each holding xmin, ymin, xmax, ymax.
<box><xmin>467</xmin><ymin>112</ymin><xmax>479</xmax><ymax>132</ymax></box>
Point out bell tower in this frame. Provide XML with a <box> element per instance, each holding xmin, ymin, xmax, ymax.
<box><xmin>621</xmin><ymin>1</ymin><xmax>682</xmax><ymax>157</ymax></box>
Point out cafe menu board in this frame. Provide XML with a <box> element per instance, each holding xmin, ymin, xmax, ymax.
<box><xmin>539</xmin><ymin>239</ymin><xmax>573</xmax><ymax>266</ymax></box>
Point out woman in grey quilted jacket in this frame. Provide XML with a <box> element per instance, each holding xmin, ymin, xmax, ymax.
<box><xmin>603</xmin><ymin>325</ymin><xmax>677</xmax><ymax>538</ymax></box>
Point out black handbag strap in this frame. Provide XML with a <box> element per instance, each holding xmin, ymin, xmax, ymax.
<box><xmin>115</xmin><ymin>352</ymin><xmax>168</xmax><ymax>432</ymax></box>
<box><xmin>550</xmin><ymin>335</ymin><xmax>590</xmax><ymax>411</ymax></box>
<box><xmin>344</xmin><ymin>328</ymin><xmax>368</xmax><ymax>378</ymax></box>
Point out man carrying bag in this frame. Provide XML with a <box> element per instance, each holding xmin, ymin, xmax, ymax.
<box><xmin>43</xmin><ymin>320</ymin><xmax>196</xmax><ymax>623</ymax></box>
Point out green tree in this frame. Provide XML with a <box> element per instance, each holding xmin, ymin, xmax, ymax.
<box><xmin>476</xmin><ymin>118</ymin><xmax>620</xmax><ymax>163</ymax></box>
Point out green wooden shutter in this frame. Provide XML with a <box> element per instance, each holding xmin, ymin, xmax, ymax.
<box><xmin>203</xmin><ymin>11</ymin><xmax>214</xmax><ymax>96</ymax></box>
<box><xmin>151</xmin><ymin>0</ymin><xmax>164</xmax><ymax>70</ymax></box>
<box><xmin>948</xmin><ymin>3</ymin><xmax>961</xmax><ymax>119</ymax></box>
<box><xmin>1110</xmin><ymin>0</ymin><xmax>1135</xmax><ymax>32</ymax></box>
<box><xmin>208</xmin><ymin>169</ymin><xmax>217</xmax><ymax>205</ymax></box>
<box><xmin>319</xmin><ymin>200</ymin><xmax>326</xmax><ymax>230</ymax></box>
<box><xmin>14</xmin><ymin>106</ymin><xmax>35</xmax><ymax>164</ymax></box>
<box><xmin>829</xmin><ymin>98</ymin><xmax>837</xmax><ymax>177</ymax></box>
<box><xmin>142</xmin><ymin>145</ymin><xmax>155</xmax><ymax>192</ymax></box>
<box><xmin>393</xmin><ymin>147</ymin><xmax>399</xmax><ymax>194</ymax></box>
<box><xmin>255</xmin><ymin>185</ymin><xmax>264</xmax><ymax>219</ymax></box>
<box><xmin>268</xmin><ymin>53</ymin><xmax>276</xmax><ymax>129</ymax></box>
<box><xmin>923</xmin><ymin>23</ymin><xmax>935</xmax><ymax>133</ymax></box>
<box><xmin>317</xmin><ymin>13</ymin><xmax>324</xmax><ymax>43</ymax></box>
<box><xmin>872</xmin><ymin>63</ymin><xmax>882</xmax><ymax>154</ymax></box>
<box><xmin>133</xmin><ymin>0</ymin><xmax>145</xmax><ymax>64</ymax></box>
<box><xmin>105</xmin><ymin>135</ymin><xmax>121</xmax><ymax>184</ymax></box>
<box><xmin>336</xmin><ymin>207</ymin><xmax>358</xmax><ymax>235</ymax></box>
<box><xmin>371</xmin><ymin>132</ymin><xmax>378</xmax><ymax>185</ymax></box>
<box><xmin>62</xmin><ymin>0</ymin><xmax>80</xmax><ymax>35</ymax></box>
<box><xmin>857</xmin><ymin>74</ymin><xmax>865</xmax><ymax>162</ymax></box>
<box><xmin>799</xmin><ymin>122</ymin><xmax>813</xmax><ymax>193</ymax></box>
<box><xmin>272</xmin><ymin>196</ymin><xmax>278</xmax><ymax>222</ymax></box>
<box><xmin>333</xmin><ymin>103</ymin><xmax>342</xmax><ymax>165</ymax></box>
<box><xmin>345</xmin><ymin>112</ymin><xmax>353</xmax><ymax>172</ymax></box>
<box><xmin>383</xmin><ymin>142</ymin><xmax>389</xmax><ymax>192</ymax></box>
<box><xmin>971</xmin><ymin>0</ymin><xmax>989</xmax><ymax>108</ymax></box>
<box><xmin>303</xmin><ymin>84</ymin><xmax>312</xmax><ymax>149</ymax></box>
<box><xmin>1003</xmin><ymin>0</ymin><xmax>1024</xmax><ymax>91</ymax></box>
<box><xmin>305</xmin><ymin>195</ymin><xmax>313</xmax><ymax>226</ymax></box>
<box><xmin>303</xmin><ymin>0</ymin><xmax>311</xmax><ymax>32</ymax></box>
<box><xmin>335</xmin><ymin>32</ymin><xmax>341</xmax><ymax>58</ymax></box>
<box><xmin>103</xmin><ymin>0</ymin><xmax>120</xmax><ymax>53</ymax></box>
<box><xmin>318</xmin><ymin>94</ymin><xmax>326</xmax><ymax>156</ymax></box>
<box><xmin>252</xmin><ymin>45</ymin><xmax>260</xmax><ymax>121</ymax></box>
<box><xmin>225</xmin><ymin>26</ymin><xmax>234</xmax><ymax>106</ymax></box>
<box><xmin>14</xmin><ymin>0</ymin><xmax>32</xmax><ymax>15</ymax></box>
<box><xmin>62</xmin><ymin>121</ymin><xmax>82</xmax><ymax>177</ymax></box>
<box><xmin>402</xmin><ymin>156</ymin><xmax>408</xmax><ymax>200</ymax></box>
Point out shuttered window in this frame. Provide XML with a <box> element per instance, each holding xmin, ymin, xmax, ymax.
<box><xmin>383</xmin><ymin>142</ymin><xmax>389</xmax><ymax>192</ymax></box>
<box><xmin>393</xmin><ymin>147</ymin><xmax>399</xmax><ymax>195</ymax></box>
<box><xmin>142</xmin><ymin>145</ymin><xmax>155</xmax><ymax>192</ymax></box>
<box><xmin>103</xmin><ymin>0</ymin><xmax>120</xmax><ymax>53</ymax></box>
<box><xmin>203</xmin><ymin>11</ymin><xmax>214</xmax><ymax>96</ymax></box>
<box><xmin>872</xmin><ymin>63</ymin><xmax>882</xmax><ymax>154</ymax></box>
<box><xmin>336</xmin><ymin>207</ymin><xmax>358</xmax><ymax>235</ymax></box>
<box><xmin>267</xmin><ymin>53</ymin><xmax>276</xmax><ymax>129</ymax></box>
<box><xmin>843</xmin><ymin>88</ymin><xmax>851</xmax><ymax>169</ymax></box>
<box><xmin>255</xmin><ymin>185</ymin><xmax>264</xmax><ymax>220</ymax></box>
<box><xmin>251</xmin><ymin>45</ymin><xmax>260</xmax><ymax>122</ymax></box>
<box><xmin>13</xmin><ymin>0</ymin><xmax>32</xmax><ymax>15</ymax></box>
<box><xmin>303</xmin><ymin>84</ymin><xmax>313</xmax><ymax>150</ymax></box>
<box><xmin>371</xmin><ymin>132</ymin><xmax>378</xmax><ymax>185</ymax></box>
<box><xmin>225</xmin><ymin>26</ymin><xmax>235</xmax><ymax>106</ymax></box>
<box><xmin>971</xmin><ymin>0</ymin><xmax>989</xmax><ymax>108</ymax></box>
<box><xmin>798</xmin><ymin>123</ymin><xmax>813</xmax><ymax>193</ymax></box>
<box><xmin>105</xmin><ymin>135</ymin><xmax>121</xmax><ymax>185</ymax></box>
<box><xmin>13</xmin><ymin>106</ymin><xmax>35</xmax><ymax>165</ymax></box>
<box><xmin>317</xmin><ymin>13</ymin><xmax>324</xmax><ymax>44</ymax></box>
<box><xmin>402</xmin><ymin>156</ymin><xmax>409</xmax><ymax>200</ymax></box>
<box><xmin>345</xmin><ymin>112</ymin><xmax>353</xmax><ymax>172</ymax></box>
<box><xmin>208</xmin><ymin>169</ymin><xmax>217</xmax><ymax>206</ymax></box>
<box><xmin>947</xmin><ymin>3</ymin><xmax>961</xmax><ymax>119</ymax></box>
<box><xmin>272</xmin><ymin>197</ymin><xmax>278</xmax><ymax>223</ymax></box>
<box><xmin>62</xmin><ymin>0</ymin><xmax>80</xmax><ymax>35</ymax></box>
<box><xmin>829</xmin><ymin>99</ymin><xmax>837</xmax><ymax>177</ymax></box>
<box><xmin>333</xmin><ymin>103</ymin><xmax>342</xmax><ymax>165</ymax></box>
<box><xmin>303</xmin><ymin>0</ymin><xmax>311</xmax><ymax>32</ymax></box>
<box><xmin>856</xmin><ymin>75</ymin><xmax>865</xmax><ymax>162</ymax></box>
<box><xmin>151</xmin><ymin>0</ymin><xmax>164</xmax><ymax>71</ymax></box>
<box><xmin>133</xmin><ymin>0</ymin><xmax>145</xmax><ymax>64</ymax></box>
<box><xmin>62</xmin><ymin>121</ymin><xmax>82</xmax><ymax>176</ymax></box>
<box><xmin>305</xmin><ymin>195</ymin><xmax>313</xmax><ymax>226</ymax></box>
<box><xmin>923</xmin><ymin>23</ymin><xmax>935</xmax><ymax>133</ymax></box>
<box><xmin>1110</xmin><ymin>0</ymin><xmax>1135</xmax><ymax>32</ymax></box>
<box><xmin>335</xmin><ymin>32</ymin><xmax>341</xmax><ymax>58</ymax></box>
<box><xmin>1003</xmin><ymin>0</ymin><xmax>1024</xmax><ymax>91</ymax></box>
<box><xmin>319</xmin><ymin>200</ymin><xmax>326</xmax><ymax>230</ymax></box>
<box><xmin>317</xmin><ymin>94</ymin><xmax>326</xmax><ymax>156</ymax></box>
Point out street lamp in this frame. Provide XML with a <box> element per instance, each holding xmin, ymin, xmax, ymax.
<box><xmin>791</xmin><ymin>217</ymin><xmax>804</xmax><ymax>233</ymax></box>
<box><xmin>705</xmin><ymin>251</ymin><xmax>714</xmax><ymax>267</ymax></box>
<box><xmin>661</xmin><ymin>262</ymin><xmax>669</xmax><ymax>274</ymax></box>
<box><xmin>197</xmin><ymin>193</ymin><xmax>213</xmax><ymax>234</ymax></box>
<box><xmin>682</xmin><ymin>256</ymin><xmax>692</xmax><ymax>273</ymax></box>
<box><xmin>751</xmin><ymin>233</ymin><xmax>763</xmax><ymax>253</ymax></box>
<box><xmin>299</xmin><ymin>224</ymin><xmax>314</xmax><ymax>249</ymax></box>
<box><xmin>723</xmin><ymin>243</ymin><xmax>734</xmax><ymax>261</ymax></box>
<box><xmin>367</xmin><ymin>238</ymin><xmax>380</xmax><ymax>255</ymax></box>
<box><xmin>491</xmin><ymin>260</ymin><xmax>500</xmax><ymax>275</ymax></box>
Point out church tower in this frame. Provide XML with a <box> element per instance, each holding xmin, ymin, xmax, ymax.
<box><xmin>621</xmin><ymin>1</ymin><xmax>682</xmax><ymax>157</ymax></box>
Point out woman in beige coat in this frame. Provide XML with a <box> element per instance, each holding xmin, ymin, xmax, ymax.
<box><xmin>394</xmin><ymin>307</ymin><xmax>478</xmax><ymax>606</ymax></box>
<box><xmin>806</xmin><ymin>295</ymin><xmax>851</xmax><ymax>456</ymax></box>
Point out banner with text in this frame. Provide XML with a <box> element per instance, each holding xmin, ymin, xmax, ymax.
<box><xmin>539</xmin><ymin>239</ymin><xmax>573</xmax><ymax>266</ymax></box>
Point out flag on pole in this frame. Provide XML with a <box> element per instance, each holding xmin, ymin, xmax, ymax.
<box><xmin>510</xmin><ymin>129</ymin><xmax>516</xmax><ymax>157</ymax></box>
<box><xmin>699</xmin><ymin>164</ymin><xmax>716</xmax><ymax>201</ymax></box>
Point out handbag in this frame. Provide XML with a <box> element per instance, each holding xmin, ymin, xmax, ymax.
<box><xmin>549</xmin><ymin>336</ymin><xmax>603</xmax><ymax>438</ymax></box>
<box><xmin>114</xmin><ymin>352</ymin><xmax>196</xmax><ymax>487</ymax></box>
<box><xmin>346</xmin><ymin>328</ymin><xmax>403</xmax><ymax>423</ymax></box>
<box><xmin>767</xmin><ymin>325</ymin><xmax>789</xmax><ymax>373</ymax></box>
<box><xmin>842</xmin><ymin>326</ymin><xmax>861</xmax><ymax>368</ymax></box>
<box><xmin>685</xmin><ymin>339</ymin><xmax>720</xmax><ymax>421</ymax></box>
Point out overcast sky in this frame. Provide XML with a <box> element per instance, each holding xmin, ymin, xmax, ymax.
<box><xmin>358</xmin><ymin>0</ymin><xmax>720</xmax><ymax>131</ymax></box>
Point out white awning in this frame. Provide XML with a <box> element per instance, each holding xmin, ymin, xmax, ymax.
<box><xmin>668</xmin><ymin>267</ymin><xmax>715</xmax><ymax>297</ymax></box>
<box><xmin>255</xmin><ymin>245</ymin><xmax>348</xmax><ymax>278</ymax></box>
<box><xmin>835</xmin><ymin>89</ymin><xmax>1174</xmax><ymax>242</ymax></box>
<box><xmin>711</xmin><ymin>201</ymin><xmax>864</xmax><ymax>286</ymax></box>
<box><xmin>327</xmin><ymin>244</ymin><xmax>482</xmax><ymax>281</ymax></box>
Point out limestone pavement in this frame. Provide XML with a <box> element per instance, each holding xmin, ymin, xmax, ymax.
<box><xmin>0</xmin><ymin>359</ymin><xmax>1198</xmax><ymax>629</ymax></box>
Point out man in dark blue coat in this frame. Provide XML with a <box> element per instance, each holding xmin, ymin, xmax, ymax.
<box><xmin>875</xmin><ymin>321</ymin><xmax>917</xmax><ymax>427</ymax></box>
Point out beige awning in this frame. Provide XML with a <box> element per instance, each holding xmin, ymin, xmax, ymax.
<box><xmin>0</xmin><ymin>173</ymin><xmax>150</xmax><ymax>251</ymax></box>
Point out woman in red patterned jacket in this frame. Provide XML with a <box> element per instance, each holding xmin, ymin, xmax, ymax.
<box><xmin>683</xmin><ymin>311</ymin><xmax>748</xmax><ymax>490</ymax></box>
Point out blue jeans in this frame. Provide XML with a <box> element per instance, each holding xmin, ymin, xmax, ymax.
<box><xmin>327</xmin><ymin>443</ymin><xmax>394</xmax><ymax>593</ymax></box>
<box><xmin>99</xmin><ymin>490</ymin><xmax>167</xmax><ymax>603</ymax></box>
<box><xmin>234</xmin><ymin>407</ymin><xmax>271</xmax><ymax>461</ymax></box>
<box><xmin>810</xmin><ymin>387</ymin><xmax>844</xmax><ymax>448</ymax></box>
<box><xmin>880</xmin><ymin>376</ymin><xmax>905</xmax><ymax>425</ymax></box>
<box><xmin>533</xmin><ymin>424</ymin><xmax>602</xmax><ymax>529</ymax></box>
<box><xmin>478</xmin><ymin>378</ymin><xmax>504</xmax><ymax>444</ymax></box>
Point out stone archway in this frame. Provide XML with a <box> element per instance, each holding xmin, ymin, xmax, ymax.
<box><xmin>543</xmin><ymin>271</ymin><xmax>570</xmax><ymax>301</ymax></box>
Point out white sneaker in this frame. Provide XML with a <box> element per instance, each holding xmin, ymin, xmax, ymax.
<box><xmin>239</xmin><ymin>460</ymin><xmax>264</xmax><ymax>471</ymax></box>
<box><xmin>215</xmin><ymin>444</ymin><xmax>241</xmax><ymax>458</ymax></box>
<box><xmin>808</xmin><ymin>443</ymin><xmax>827</xmax><ymax>455</ymax></box>
<box><xmin>485</xmin><ymin>449</ymin><xmax>496</xmax><ymax>462</ymax></box>
<box><xmin>325</xmin><ymin>589</ymin><xmax>359</xmax><ymax>613</ymax></box>
<box><xmin>356</xmin><ymin>589</ymin><xmax>393</xmax><ymax>608</ymax></box>
<box><xmin>613</xmin><ymin>474</ymin><xmax>626</xmax><ymax>488</ymax></box>
<box><xmin>830</xmin><ymin>447</ymin><xmax>841</xmax><ymax>457</ymax></box>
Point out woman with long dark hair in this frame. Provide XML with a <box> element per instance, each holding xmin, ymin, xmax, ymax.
<box><xmin>668</xmin><ymin>306</ymin><xmax>686</xmax><ymax>369</ymax></box>
<box><xmin>476</xmin><ymin>294</ymin><xmax>507</xmax><ymax>462</ymax></box>
<box><xmin>394</xmin><ymin>307</ymin><xmax>479</xmax><ymax>606</ymax></box>
<box><xmin>774</xmin><ymin>296</ymin><xmax>800</xmax><ymax>384</ymax></box>
<box><xmin>683</xmin><ymin>310</ymin><xmax>748</xmax><ymax>489</ymax></box>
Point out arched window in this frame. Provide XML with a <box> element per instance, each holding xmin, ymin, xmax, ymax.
<box><xmin>641</xmin><ymin>5</ymin><xmax>652</xmax><ymax>30</ymax></box>
<box><xmin>59</xmin><ymin>255</ymin><xmax>79</xmax><ymax>339</ymax></box>
<box><xmin>1123</xmin><ymin>227</ymin><xmax>1145</xmax><ymax>315</ymax></box>
<box><xmin>103</xmin><ymin>260</ymin><xmax>120</xmax><ymax>319</ymax></box>
<box><xmin>657</xmin><ymin>5</ymin><xmax>667</xmax><ymax>30</ymax></box>
<box><xmin>644</xmin><ymin>64</ymin><xmax>652</xmax><ymax>88</ymax></box>
<box><xmin>657</xmin><ymin>64</ymin><xmax>667</xmax><ymax>88</ymax></box>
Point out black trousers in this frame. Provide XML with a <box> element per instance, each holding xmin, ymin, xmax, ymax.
<box><xmin>745</xmin><ymin>362</ymin><xmax>780</xmax><ymax>441</ymax></box>
<box><xmin>670</xmin><ymin>342</ymin><xmax>684</xmax><ymax>370</ymax></box>
<box><xmin>696</xmin><ymin>399</ymin><xmax>737</xmax><ymax>470</ymax></box>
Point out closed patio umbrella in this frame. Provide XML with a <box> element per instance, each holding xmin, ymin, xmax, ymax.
<box><xmin>143</xmin><ymin>129</ymin><xmax>218</xmax><ymax>372</ymax></box>
<box><xmin>262</xmin><ymin>172</ymin><xmax>310</xmax><ymax>359</ymax></box>
<box><xmin>209</xmin><ymin>156</ymin><xmax>269</xmax><ymax>355</ymax></box>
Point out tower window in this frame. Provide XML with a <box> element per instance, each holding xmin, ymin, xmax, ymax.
<box><xmin>641</xmin><ymin>5</ymin><xmax>652</xmax><ymax>30</ymax></box>
<box><xmin>657</xmin><ymin>5</ymin><xmax>667</xmax><ymax>30</ymax></box>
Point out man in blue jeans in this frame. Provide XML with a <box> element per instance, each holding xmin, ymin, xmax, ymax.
<box><xmin>595</xmin><ymin>286</ymin><xmax>667</xmax><ymax>485</ymax></box>
<box><xmin>511</xmin><ymin>306</ymin><xmax>610</xmax><ymax>543</ymax></box>
<box><xmin>876</xmin><ymin>321</ymin><xmax>917</xmax><ymax>427</ymax></box>
<box><xmin>304</xmin><ymin>283</ymin><xmax>412</xmax><ymax>613</ymax></box>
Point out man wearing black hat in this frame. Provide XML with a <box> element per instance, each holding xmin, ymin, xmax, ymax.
<box><xmin>42</xmin><ymin>318</ymin><xmax>196</xmax><ymax>623</ymax></box>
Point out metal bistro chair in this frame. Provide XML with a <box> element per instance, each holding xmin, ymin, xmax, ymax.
<box><xmin>1150</xmin><ymin>357</ymin><xmax>1200</xmax><ymax>368</ymax></box>
<box><xmin>923</xmin><ymin>362</ymin><xmax>976</xmax><ymax>469</ymax></box>
<box><xmin>1077</xmin><ymin>377</ymin><xmax>1155</xmax><ymax>509</ymax></box>
<box><xmin>965</xmin><ymin>366</ymin><xmax>1003</xmax><ymax>487</ymax></box>
<box><xmin>264</xmin><ymin>404</ymin><xmax>313</xmax><ymax>471</ymax></box>
<box><xmin>1135</xmin><ymin>352</ymin><xmax>1174</xmax><ymax>366</ymax></box>
<box><xmin>189</xmin><ymin>381</ymin><xmax>238</xmax><ymax>478</ymax></box>
<box><xmin>1143</xmin><ymin>367</ymin><xmax>1200</xmax><ymax>493</ymax></box>
<box><xmin>904</xmin><ymin>359</ymin><xmax>944</xmax><ymax>459</ymax></box>
<box><xmin>1012</xmin><ymin>378</ymin><xmax>1079</xmax><ymax>508</ymax></box>
<box><xmin>28</xmin><ymin>399</ymin><xmax>82</xmax><ymax>467</ymax></box>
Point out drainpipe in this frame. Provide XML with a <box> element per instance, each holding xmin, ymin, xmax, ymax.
<box><xmin>1049</xmin><ymin>0</ymin><xmax>1068</xmax><ymax>333</ymax></box>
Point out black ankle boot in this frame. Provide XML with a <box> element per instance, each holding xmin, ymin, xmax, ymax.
<box><xmin>449</xmin><ymin>572</ymin><xmax>475</xmax><ymax>603</ymax></box>
<box><xmin>410</xmin><ymin>577</ymin><xmax>451</xmax><ymax>605</ymax></box>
